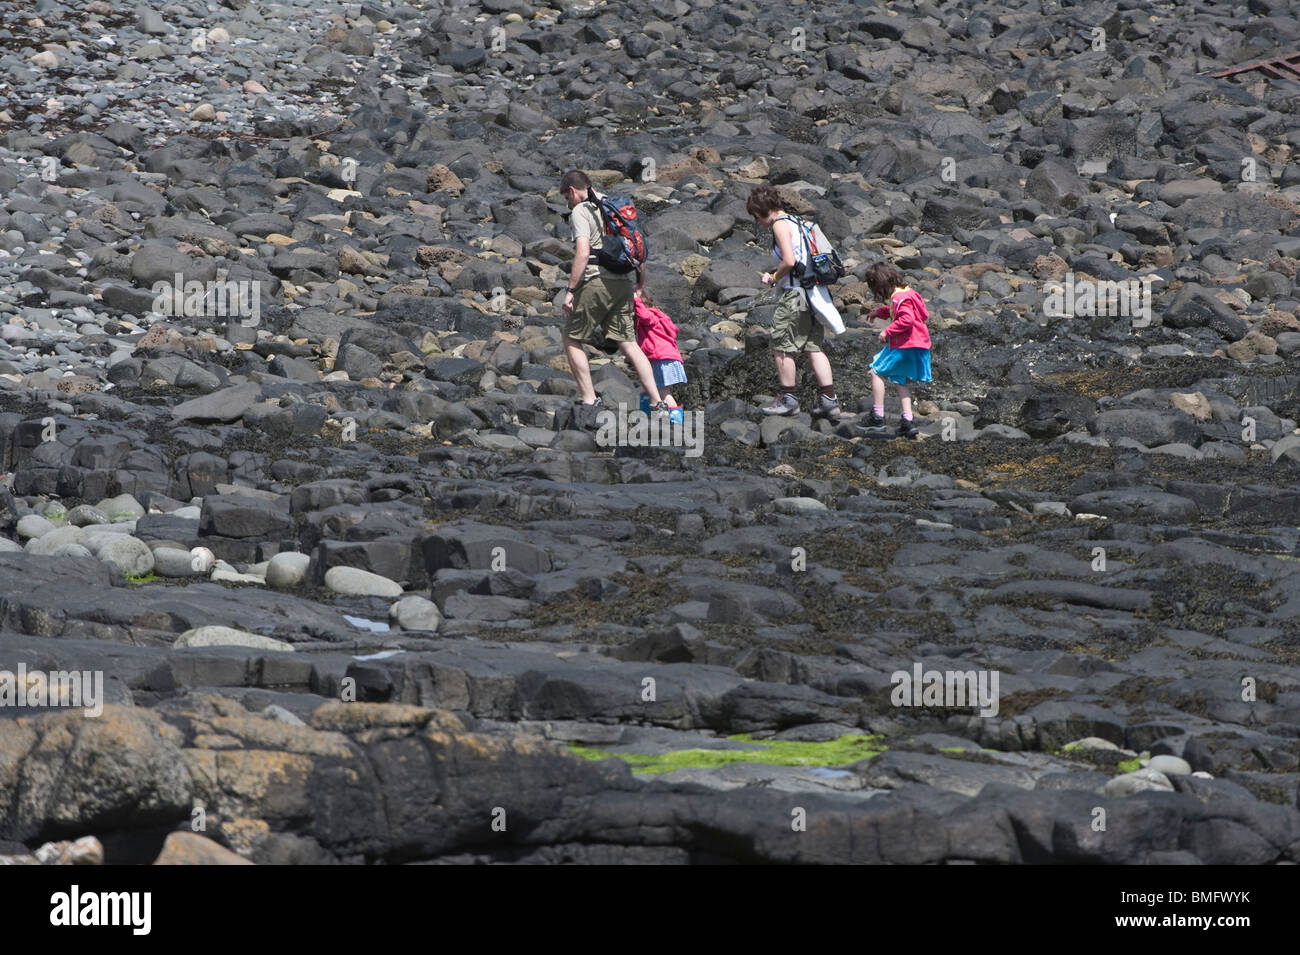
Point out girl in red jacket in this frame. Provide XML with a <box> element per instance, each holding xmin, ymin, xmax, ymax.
<box><xmin>859</xmin><ymin>262</ymin><xmax>931</xmax><ymax>439</ymax></box>
<box><xmin>634</xmin><ymin>290</ymin><xmax>686</xmax><ymax>407</ymax></box>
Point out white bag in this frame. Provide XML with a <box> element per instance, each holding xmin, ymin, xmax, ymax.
<box><xmin>805</xmin><ymin>284</ymin><xmax>845</xmax><ymax>336</ymax></box>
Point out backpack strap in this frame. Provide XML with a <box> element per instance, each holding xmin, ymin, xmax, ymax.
<box><xmin>584</xmin><ymin>192</ymin><xmax>608</xmax><ymax>231</ymax></box>
<box><xmin>773</xmin><ymin>214</ymin><xmax>815</xmax><ymax>264</ymax></box>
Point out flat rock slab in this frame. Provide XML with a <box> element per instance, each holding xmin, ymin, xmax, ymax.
<box><xmin>172</xmin><ymin>383</ymin><xmax>262</xmax><ymax>423</ymax></box>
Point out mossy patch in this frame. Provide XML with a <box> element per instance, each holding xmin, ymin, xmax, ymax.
<box><xmin>125</xmin><ymin>572</ymin><xmax>158</xmax><ymax>584</ymax></box>
<box><xmin>1116</xmin><ymin>757</ymin><xmax>1143</xmax><ymax>773</ymax></box>
<box><xmin>570</xmin><ymin>733</ymin><xmax>884</xmax><ymax>775</ymax></box>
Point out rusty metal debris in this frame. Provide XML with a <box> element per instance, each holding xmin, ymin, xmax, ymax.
<box><xmin>1211</xmin><ymin>50</ymin><xmax>1300</xmax><ymax>83</ymax></box>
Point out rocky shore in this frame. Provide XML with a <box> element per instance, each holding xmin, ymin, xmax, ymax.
<box><xmin>1</xmin><ymin>0</ymin><xmax>1299</xmax><ymax>864</ymax></box>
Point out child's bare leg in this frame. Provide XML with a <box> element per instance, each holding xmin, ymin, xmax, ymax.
<box><xmin>871</xmin><ymin>370</ymin><xmax>886</xmax><ymax>409</ymax></box>
<box><xmin>662</xmin><ymin>391</ymin><xmax>675</xmax><ymax>406</ymax></box>
<box><xmin>897</xmin><ymin>384</ymin><xmax>912</xmax><ymax>418</ymax></box>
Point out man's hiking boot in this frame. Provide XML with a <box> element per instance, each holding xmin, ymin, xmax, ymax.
<box><xmin>814</xmin><ymin>393</ymin><xmax>841</xmax><ymax>420</ymax></box>
<box><xmin>575</xmin><ymin>396</ymin><xmax>603</xmax><ymax>429</ymax></box>
<box><xmin>896</xmin><ymin>417</ymin><xmax>919</xmax><ymax>439</ymax></box>
<box><xmin>761</xmin><ymin>393</ymin><xmax>800</xmax><ymax>416</ymax></box>
<box><xmin>856</xmin><ymin>410</ymin><xmax>888</xmax><ymax>433</ymax></box>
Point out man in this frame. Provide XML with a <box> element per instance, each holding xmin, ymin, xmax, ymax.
<box><xmin>559</xmin><ymin>170</ymin><xmax>668</xmax><ymax>421</ymax></box>
<box><xmin>746</xmin><ymin>185</ymin><xmax>839</xmax><ymax>419</ymax></box>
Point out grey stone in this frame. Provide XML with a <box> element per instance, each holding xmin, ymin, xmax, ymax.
<box><xmin>1104</xmin><ymin>768</ymin><xmax>1174</xmax><ymax>797</ymax></box>
<box><xmin>97</xmin><ymin>536</ymin><xmax>155</xmax><ymax>577</ymax></box>
<box><xmin>16</xmin><ymin>514</ymin><xmax>55</xmax><ymax>540</ymax></box>
<box><xmin>174</xmin><ymin>626</ymin><xmax>294</xmax><ymax>652</ymax></box>
<box><xmin>389</xmin><ymin>595</ymin><xmax>444</xmax><ymax>632</ymax></box>
<box><xmin>96</xmin><ymin>494</ymin><xmax>146</xmax><ymax>520</ymax></box>
<box><xmin>325</xmin><ymin>566</ymin><xmax>404</xmax><ymax>598</ymax></box>
<box><xmin>152</xmin><ymin>546</ymin><xmax>204</xmax><ymax>578</ymax></box>
<box><xmin>1147</xmin><ymin>755</ymin><xmax>1192</xmax><ymax>776</ymax></box>
<box><xmin>266</xmin><ymin>552</ymin><xmax>311</xmax><ymax>589</ymax></box>
<box><xmin>25</xmin><ymin>525</ymin><xmax>87</xmax><ymax>556</ymax></box>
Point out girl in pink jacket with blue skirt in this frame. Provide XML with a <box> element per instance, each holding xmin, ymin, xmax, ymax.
<box><xmin>858</xmin><ymin>262</ymin><xmax>931</xmax><ymax>439</ymax></box>
<box><xmin>634</xmin><ymin>289</ymin><xmax>686</xmax><ymax>408</ymax></box>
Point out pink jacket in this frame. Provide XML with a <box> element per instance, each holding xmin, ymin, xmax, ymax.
<box><xmin>872</xmin><ymin>286</ymin><xmax>931</xmax><ymax>350</ymax></box>
<box><xmin>635</xmin><ymin>299</ymin><xmax>683</xmax><ymax>362</ymax></box>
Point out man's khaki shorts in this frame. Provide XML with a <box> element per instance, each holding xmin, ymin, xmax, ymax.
<box><xmin>771</xmin><ymin>287</ymin><xmax>824</xmax><ymax>353</ymax></box>
<box><xmin>566</xmin><ymin>276</ymin><xmax>636</xmax><ymax>345</ymax></box>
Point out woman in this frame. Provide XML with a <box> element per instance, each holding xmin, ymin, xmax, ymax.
<box><xmin>746</xmin><ymin>185</ymin><xmax>839</xmax><ymax>419</ymax></box>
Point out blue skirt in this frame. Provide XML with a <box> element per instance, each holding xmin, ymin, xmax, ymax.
<box><xmin>871</xmin><ymin>346</ymin><xmax>931</xmax><ymax>385</ymax></box>
<box><xmin>652</xmin><ymin>359</ymin><xmax>687</xmax><ymax>390</ymax></box>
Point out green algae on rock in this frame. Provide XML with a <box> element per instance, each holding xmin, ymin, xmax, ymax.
<box><xmin>569</xmin><ymin>733</ymin><xmax>885</xmax><ymax>775</ymax></box>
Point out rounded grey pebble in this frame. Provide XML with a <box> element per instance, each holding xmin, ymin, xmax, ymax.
<box><xmin>1147</xmin><ymin>755</ymin><xmax>1192</xmax><ymax>776</ymax></box>
<box><xmin>1104</xmin><ymin>768</ymin><xmax>1174</xmax><ymax>798</ymax></box>
<box><xmin>97</xmin><ymin>536</ymin><xmax>155</xmax><ymax>577</ymax></box>
<box><xmin>266</xmin><ymin>552</ymin><xmax>311</xmax><ymax>589</ymax></box>
<box><xmin>16</xmin><ymin>514</ymin><xmax>55</xmax><ymax>540</ymax></box>
<box><xmin>389</xmin><ymin>595</ymin><xmax>443</xmax><ymax>632</ymax></box>
<box><xmin>152</xmin><ymin>546</ymin><xmax>203</xmax><ymax>578</ymax></box>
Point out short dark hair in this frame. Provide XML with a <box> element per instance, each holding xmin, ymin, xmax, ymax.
<box><xmin>746</xmin><ymin>185</ymin><xmax>785</xmax><ymax>219</ymax></box>
<box><xmin>866</xmin><ymin>262</ymin><xmax>905</xmax><ymax>301</ymax></box>
<box><xmin>561</xmin><ymin>169</ymin><xmax>591</xmax><ymax>194</ymax></box>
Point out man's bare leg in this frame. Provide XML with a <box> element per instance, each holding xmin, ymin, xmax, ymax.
<box><xmin>565</xmin><ymin>337</ymin><xmax>598</xmax><ymax>404</ymax></box>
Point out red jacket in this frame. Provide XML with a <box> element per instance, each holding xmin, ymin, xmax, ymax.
<box><xmin>872</xmin><ymin>286</ymin><xmax>931</xmax><ymax>349</ymax></box>
<box><xmin>635</xmin><ymin>299</ymin><xmax>683</xmax><ymax>362</ymax></box>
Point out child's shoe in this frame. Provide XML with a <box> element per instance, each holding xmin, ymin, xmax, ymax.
<box><xmin>856</xmin><ymin>410</ymin><xmax>888</xmax><ymax>433</ymax></box>
<box><xmin>896</xmin><ymin>417</ymin><xmax>919</xmax><ymax>439</ymax></box>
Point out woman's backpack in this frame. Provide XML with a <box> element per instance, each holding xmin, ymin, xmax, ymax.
<box><xmin>781</xmin><ymin>215</ymin><xmax>846</xmax><ymax>288</ymax></box>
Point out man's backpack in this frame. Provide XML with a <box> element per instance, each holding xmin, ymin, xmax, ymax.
<box><xmin>590</xmin><ymin>193</ymin><xmax>648</xmax><ymax>276</ymax></box>
<box><xmin>781</xmin><ymin>215</ymin><xmax>846</xmax><ymax>289</ymax></box>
